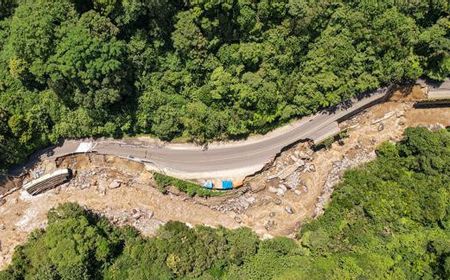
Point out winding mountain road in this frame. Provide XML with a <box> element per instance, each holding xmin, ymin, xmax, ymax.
<box><xmin>51</xmin><ymin>88</ymin><xmax>390</xmax><ymax>180</ymax></box>
<box><xmin>42</xmin><ymin>79</ymin><xmax>449</xmax><ymax>181</ymax></box>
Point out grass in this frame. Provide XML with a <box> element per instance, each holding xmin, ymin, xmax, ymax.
<box><xmin>153</xmin><ymin>173</ymin><xmax>224</xmax><ymax>197</ymax></box>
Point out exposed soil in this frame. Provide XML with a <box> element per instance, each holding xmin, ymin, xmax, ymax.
<box><xmin>1</xmin><ymin>85</ymin><xmax>449</xmax><ymax>269</ymax></box>
<box><xmin>0</xmin><ymin>155</ymin><xmax>241</xmax><ymax>268</ymax></box>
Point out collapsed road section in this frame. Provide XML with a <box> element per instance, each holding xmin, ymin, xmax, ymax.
<box><xmin>47</xmin><ymin>87</ymin><xmax>391</xmax><ymax>185</ymax></box>
<box><xmin>23</xmin><ymin>169</ymin><xmax>72</xmax><ymax>196</ymax></box>
<box><xmin>12</xmin><ymin>79</ymin><xmax>450</xmax><ymax>187</ymax></box>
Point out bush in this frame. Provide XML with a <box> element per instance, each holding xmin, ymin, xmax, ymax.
<box><xmin>153</xmin><ymin>172</ymin><xmax>222</xmax><ymax>197</ymax></box>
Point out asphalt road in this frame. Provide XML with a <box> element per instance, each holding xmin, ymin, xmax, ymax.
<box><xmin>52</xmin><ymin>88</ymin><xmax>390</xmax><ymax>179</ymax></box>
<box><xmin>46</xmin><ymin>79</ymin><xmax>449</xmax><ymax>180</ymax></box>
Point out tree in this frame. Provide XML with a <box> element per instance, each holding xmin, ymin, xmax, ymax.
<box><xmin>172</xmin><ymin>7</ymin><xmax>208</xmax><ymax>59</ymax></box>
<box><xmin>5</xmin><ymin>0</ymin><xmax>77</xmax><ymax>85</ymax></box>
<box><xmin>0</xmin><ymin>0</ymin><xmax>449</xmax><ymax>174</ymax></box>
<box><xmin>0</xmin><ymin>0</ymin><xmax>16</xmax><ymax>19</ymax></box>
<box><xmin>47</xmin><ymin>10</ymin><xmax>128</xmax><ymax>110</ymax></box>
<box><xmin>0</xmin><ymin>108</ymin><xmax>23</xmax><ymax>171</ymax></box>
<box><xmin>416</xmin><ymin>17</ymin><xmax>450</xmax><ymax>81</ymax></box>
<box><xmin>151</xmin><ymin>104</ymin><xmax>182</xmax><ymax>140</ymax></box>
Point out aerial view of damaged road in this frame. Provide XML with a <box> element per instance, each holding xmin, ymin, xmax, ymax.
<box><xmin>0</xmin><ymin>1</ymin><xmax>449</xmax><ymax>279</ymax></box>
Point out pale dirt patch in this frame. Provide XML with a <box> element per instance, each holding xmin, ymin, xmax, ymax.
<box><xmin>0</xmin><ymin>156</ymin><xmax>240</xmax><ymax>269</ymax></box>
<box><xmin>389</xmin><ymin>84</ymin><xmax>427</xmax><ymax>101</ymax></box>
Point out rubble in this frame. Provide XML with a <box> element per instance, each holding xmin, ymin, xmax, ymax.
<box><xmin>285</xmin><ymin>206</ymin><xmax>294</xmax><ymax>214</ymax></box>
<box><xmin>276</xmin><ymin>188</ymin><xmax>285</xmax><ymax>197</ymax></box>
<box><xmin>253</xmin><ymin>143</ymin><xmax>315</xmax><ymax>200</ymax></box>
<box><xmin>109</xmin><ymin>180</ymin><xmax>122</xmax><ymax>189</ymax></box>
<box><xmin>285</xmin><ymin>172</ymin><xmax>301</xmax><ymax>189</ymax></box>
<box><xmin>277</xmin><ymin>163</ymin><xmax>303</xmax><ymax>180</ymax></box>
<box><xmin>264</xmin><ymin>220</ymin><xmax>276</xmax><ymax>231</ymax></box>
<box><xmin>396</xmin><ymin>111</ymin><xmax>405</xmax><ymax>118</ymax></box>
<box><xmin>302</xmin><ymin>185</ymin><xmax>308</xmax><ymax>193</ymax></box>
<box><xmin>296</xmin><ymin>151</ymin><xmax>312</xmax><ymax>160</ymax></box>
<box><xmin>80</xmin><ymin>183</ymin><xmax>90</xmax><ymax>190</ymax></box>
<box><xmin>427</xmin><ymin>123</ymin><xmax>445</xmax><ymax>131</ymax></box>
<box><xmin>248</xmin><ymin>180</ymin><xmax>266</xmax><ymax>193</ymax></box>
<box><xmin>268</xmin><ymin>186</ymin><xmax>278</xmax><ymax>193</ymax></box>
<box><xmin>210</xmin><ymin>194</ymin><xmax>257</xmax><ymax>213</ymax></box>
<box><xmin>97</xmin><ymin>182</ymin><xmax>107</xmax><ymax>196</ymax></box>
<box><xmin>245</xmin><ymin>196</ymin><xmax>256</xmax><ymax>204</ymax></box>
<box><xmin>100</xmin><ymin>207</ymin><xmax>160</xmax><ymax>235</ymax></box>
<box><xmin>304</xmin><ymin>163</ymin><xmax>316</xmax><ymax>172</ymax></box>
<box><xmin>273</xmin><ymin>198</ymin><xmax>282</xmax><ymax>205</ymax></box>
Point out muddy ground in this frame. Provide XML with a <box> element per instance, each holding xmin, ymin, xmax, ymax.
<box><xmin>1</xmin><ymin>85</ymin><xmax>449</xmax><ymax>269</ymax></box>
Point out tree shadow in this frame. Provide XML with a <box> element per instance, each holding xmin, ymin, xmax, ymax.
<box><xmin>6</xmin><ymin>139</ymin><xmax>64</xmax><ymax>177</ymax></box>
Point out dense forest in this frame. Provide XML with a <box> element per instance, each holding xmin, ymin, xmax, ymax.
<box><xmin>1</xmin><ymin>127</ymin><xmax>449</xmax><ymax>279</ymax></box>
<box><xmin>0</xmin><ymin>0</ymin><xmax>448</xmax><ymax>171</ymax></box>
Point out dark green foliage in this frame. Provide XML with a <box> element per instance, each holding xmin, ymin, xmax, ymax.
<box><xmin>0</xmin><ymin>0</ymin><xmax>448</xmax><ymax>171</ymax></box>
<box><xmin>5</xmin><ymin>0</ymin><xmax>77</xmax><ymax>85</ymax></box>
<box><xmin>290</xmin><ymin>127</ymin><xmax>450</xmax><ymax>279</ymax></box>
<box><xmin>0</xmin><ymin>203</ymin><xmax>260</xmax><ymax>279</ymax></box>
<box><xmin>47</xmin><ymin>10</ymin><xmax>128</xmax><ymax>110</ymax></box>
<box><xmin>153</xmin><ymin>172</ymin><xmax>222</xmax><ymax>197</ymax></box>
<box><xmin>0</xmin><ymin>0</ymin><xmax>16</xmax><ymax>19</ymax></box>
<box><xmin>0</xmin><ymin>202</ymin><xmax>125</xmax><ymax>280</ymax></box>
<box><xmin>1</xmin><ymin>128</ymin><xmax>449</xmax><ymax>279</ymax></box>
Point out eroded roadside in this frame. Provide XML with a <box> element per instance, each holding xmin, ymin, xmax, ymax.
<box><xmin>1</xmin><ymin>85</ymin><xmax>449</xmax><ymax>269</ymax></box>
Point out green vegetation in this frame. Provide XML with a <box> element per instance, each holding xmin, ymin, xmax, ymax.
<box><xmin>314</xmin><ymin>129</ymin><xmax>349</xmax><ymax>150</ymax></box>
<box><xmin>0</xmin><ymin>202</ymin><xmax>261</xmax><ymax>280</ymax></box>
<box><xmin>1</xmin><ymin>127</ymin><xmax>449</xmax><ymax>279</ymax></box>
<box><xmin>236</xmin><ymin>127</ymin><xmax>450</xmax><ymax>279</ymax></box>
<box><xmin>153</xmin><ymin>172</ymin><xmax>223</xmax><ymax>197</ymax></box>
<box><xmin>0</xmin><ymin>0</ymin><xmax>449</xmax><ymax>171</ymax></box>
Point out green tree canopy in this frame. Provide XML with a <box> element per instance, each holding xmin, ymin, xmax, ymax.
<box><xmin>0</xmin><ymin>0</ymin><xmax>448</xmax><ymax>171</ymax></box>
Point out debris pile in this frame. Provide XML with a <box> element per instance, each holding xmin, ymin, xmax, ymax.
<box><xmin>254</xmin><ymin>143</ymin><xmax>315</xmax><ymax>197</ymax></box>
<box><xmin>426</xmin><ymin>123</ymin><xmax>446</xmax><ymax>131</ymax></box>
<box><xmin>67</xmin><ymin>168</ymin><xmax>131</xmax><ymax>196</ymax></box>
<box><xmin>285</xmin><ymin>206</ymin><xmax>294</xmax><ymax>214</ymax></box>
<box><xmin>99</xmin><ymin>207</ymin><xmax>162</xmax><ymax>235</ymax></box>
<box><xmin>69</xmin><ymin>169</ymin><xmax>96</xmax><ymax>190</ymax></box>
<box><xmin>211</xmin><ymin>194</ymin><xmax>257</xmax><ymax>213</ymax></box>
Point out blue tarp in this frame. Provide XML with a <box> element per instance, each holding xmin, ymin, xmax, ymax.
<box><xmin>203</xmin><ymin>181</ymin><xmax>214</xmax><ymax>189</ymax></box>
<box><xmin>221</xmin><ymin>180</ymin><xmax>233</xmax><ymax>190</ymax></box>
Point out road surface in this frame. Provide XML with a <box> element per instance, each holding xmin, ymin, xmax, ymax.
<box><xmin>51</xmin><ymin>88</ymin><xmax>390</xmax><ymax>180</ymax></box>
<box><xmin>43</xmin><ymin>79</ymin><xmax>449</xmax><ymax>180</ymax></box>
